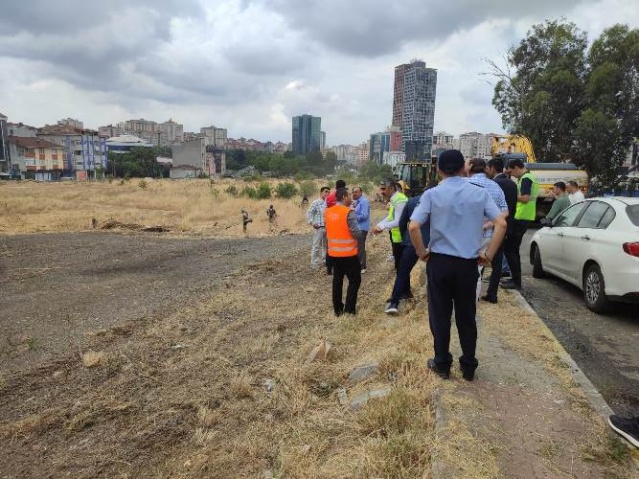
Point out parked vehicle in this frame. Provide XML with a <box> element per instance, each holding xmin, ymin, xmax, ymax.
<box><xmin>529</xmin><ymin>197</ymin><xmax>639</xmax><ymax>313</ymax></box>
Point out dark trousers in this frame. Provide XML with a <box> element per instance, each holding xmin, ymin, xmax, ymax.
<box><xmin>357</xmin><ymin>230</ymin><xmax>368</xmax><ymax>269</ymax></box>
<box><xmin>390</xmin><ymin>244</ymin><xmax>419</xmax><ymax>303</ymax></box>
<box><xmin>503</xmin><ymin>220</ymin><xmax>529</xmax><ymax>287</ymax></box>
<box><xmin>485</xmin><ymin>245</ymin><xmax>504</xmax><ymax>300</ymax></box>
<box><xmin>332</xmin><ymin>255</ymin><xmax>362</xmax><ymax>315</ymax></box>
<box><xmin>326</xmin><ymin>255</ymin><xmax>333</xmax><ymax>274</ymax></box>
<box><xmin>427</xmin><ymin>254</ymin><xmax>479</xmax><ymax>374</ymax></box>
<box><xmin>391</xmin><ymin>241</ymin><xmax>405</xmax><ymax>272</ymax></box>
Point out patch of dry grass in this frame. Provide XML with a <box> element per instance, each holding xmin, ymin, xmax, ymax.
<box><xmin>0</xmin><ymin>178</ymin><xmax>316</xmax><ymax>236</ymax></box>
<box><xmin>81</xmin><ymin>350</ymin><xmax>106</xmax><ymax>368</ymax></box>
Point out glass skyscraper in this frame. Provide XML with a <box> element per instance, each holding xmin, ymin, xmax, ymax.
<box><xmin>292</xmin><ymin>114</ymin><xmax>321</xmax><ymax>156</ymax></box>
<box><xmin>392</xmin><ymin>60</ymin><xmax>438</xmax><ymax>160</ymax></box>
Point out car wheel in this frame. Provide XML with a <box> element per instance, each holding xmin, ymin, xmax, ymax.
<box><xmin>583</xmin><ymin>264</ymin><xmax>610</xmax><ymax>313</ymax></box>
<box><xmin>532</xmin><ymin>245</ymin><xmax>545</xmax><ymax>279</ymax></box>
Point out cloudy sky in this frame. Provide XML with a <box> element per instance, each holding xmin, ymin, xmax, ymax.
<box><xmin>1</xmin><ymin>0</ymin><xmax>637</xmax><ymax>145</ymax></box>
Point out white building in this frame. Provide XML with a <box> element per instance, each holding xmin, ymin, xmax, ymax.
<box><xmin>200</xmin><ymin>125</ymin><xmax>227</xmax><ymax>148</ymax></box>
<box><xmin>105</xmin><ymin>135</ymin><xmax>153</xmax><ymax>154</ymax></box>
<box><xmin>458</xmin><ymin>132</ymin><xmax>493</xmax><ymax>159</ymax></box>
<box><xmin>160</xmin><ymin>119</ymin><xmax>184</xmax><ymax>144</ymax></box>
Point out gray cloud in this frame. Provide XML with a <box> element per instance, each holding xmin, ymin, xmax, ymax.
<box><xmin>262</xmin><ymin>0</ymin><xmax>599</xmax><ymax>57</ymax></box>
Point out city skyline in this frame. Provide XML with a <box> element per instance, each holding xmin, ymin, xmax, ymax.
<box><xmin>1</xmin><ymin>1</ymin><xmax>638</xmax><ymax>145</ymax></box>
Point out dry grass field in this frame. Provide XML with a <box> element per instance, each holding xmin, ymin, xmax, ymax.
<box><xmin>0</xmin><ymin>178</ymin><xmax>315</xmax><ymax>236</ymax></box>
<box><xmin>0</xmin><ymin>180</ymin><xmax>633</xmax><ymax>478</ymax></box>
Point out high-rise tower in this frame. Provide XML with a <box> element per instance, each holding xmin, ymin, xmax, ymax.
<box><xmin>392</xmin><ymin>60</ymin><xmax>438</xmax><ymax>159</ymax></box>
<box><xmin>292</xmin><ymin>115</ymin><xmax>322</xmax><ymax>156</ymax></box>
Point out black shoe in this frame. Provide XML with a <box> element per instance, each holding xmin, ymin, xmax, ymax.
<box><xmin>427</xmin><ymin>358</ymin><xmax>449</xmax><ymax>379</ymax></box>
<box><xmin>461</xmin><ymin>368</ymin><xmax>475</xmax><ymax>381</ymax></box>
<box><xmin>608</xmin><ymin>415</ymin><xmax>639</xmax><ymax>447</ymax></box>
<box><xmin>481</xmin><ymin>295</ymin><xmax>497</xmax><ymax>304</ymax></box>
<box><xmin>500</xmin><ymin>280</ymin><xmax>521</xmax><ymax>290</ymax></box>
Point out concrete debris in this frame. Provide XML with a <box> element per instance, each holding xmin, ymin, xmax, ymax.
<box><xmin>264</xmin><ymin>379</ymin><xmax>275</xmax><ymax>393</ymax></box>
<box><xmin>350</xmin><ymin>387</ymin><xmax>392</xmax><ymax>410</ymax></box>
<box><xmin>348</xmin><ymin>362</ymin><xmax>379</xmax><ymax>383</ymax></box>
<box><xmin>336</xmin><ymin>388</ymin><xmax>349</xmax><ymax>406</ymax></box>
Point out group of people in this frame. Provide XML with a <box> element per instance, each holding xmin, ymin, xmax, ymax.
<box><xmin>239</xmin><ymin>205</ymin><xmax>278</xmax><ymax>233</ymax></box>
<box><xmin>305</xmin><ymin>149</ymin><xmax>552</xmax><ymax>382</ymax></box>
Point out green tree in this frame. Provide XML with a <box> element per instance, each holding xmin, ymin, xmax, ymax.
<box><xmin>324</xmin><ymin>151</ymin><xmax>337</xmax><ymax>174</ymax></box>
<box><xmin>491</xmin><ymin>20</ymin><xmax>588</xmax><ymax>161</ymax></box>
<box><xmin>358</xmin><ymin>161</ymin><xmax>393</xmax><ymax>182</ymax></box>
<box><xmin>572</xmin><ymin>25</ymin><xmax>639</xmax><ymax>185</ymax></box>
<box><xmin>275</xmin><ymin>182</ymin><xmax>297</xmax><ymax>199</ymax></box>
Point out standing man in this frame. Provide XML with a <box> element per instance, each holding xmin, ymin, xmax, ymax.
<box><xmin>325</xmin><ymin>188</ymin><xmax>361</xmax><ymax>316</ymax></box>
<box><xmin>502</xmin><ymin>159</ymin><xmax>538</xmax><ymax>290</ymax></box>
<box><xmin>306</xmin><ymin>186</ymin><xmax>330</xmax><ymax>270</ymax></box>
<box><xmin>566</xmin><ymin>180</ymin><xmax>585</xmax><ymax>204</ymax></box>
<box><xmin>466</xmin><ymin>159</ymin><xmax>508</xmax><ymax>301</ymax></box>
<box><xmin>351</xmin><ymin>186</ymin><xmax>370</xmax><ymax>273</ymax></box>
<box><xmin>409</xmin><ymin>149</ymin><xmax>507</xmax><ymax>381</ymax></box>
<box><xmin>266</xmin><ymin>205</ymin><xmax>278</xmax><ymax>232</ymax></box>
<box><xmin>484</xmin><ymin>158</ymin><xmax>518</xmax><ymax>303</ymax></box>
<box><xmin>546</xmin><ymin>182</ymin><xmax>571</xmax><ymax>222</ymax></box>
<box><xmin>385</xmin><ymin>194</ymin><xmax>430</xmax><ymax>314</ymax></box>
<box><xmin>241</xmin><ymin>209</ymin><xmax>252</xmax><ymax>234</ymax></box>
<box><xmin>372</xmin><ymin>179</ymin><xmax>408</xmax><ymax>272</ymax></box>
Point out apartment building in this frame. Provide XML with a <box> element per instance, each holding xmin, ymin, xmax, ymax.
<box><xmin>9</xmin><ymin>136</ymin><xmax>66</xmax><ymax>181</ymax></box>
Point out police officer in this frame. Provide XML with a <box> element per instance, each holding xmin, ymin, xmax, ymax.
<box><xmin>409</xmin><ymin>150</ymin><xmax>507</xmax><ymax>381</ymax></box>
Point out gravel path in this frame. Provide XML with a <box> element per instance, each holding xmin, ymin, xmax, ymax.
<box><xmin>0</xmin><ymin>232</ymin><xmax>309</xmax><ymax>372</ymax></box>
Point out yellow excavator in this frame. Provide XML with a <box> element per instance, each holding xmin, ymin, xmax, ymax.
<box><xmin>491</xmin><ymin>134</ymin><xmax>588</xmax><ymax>219</ymax></box>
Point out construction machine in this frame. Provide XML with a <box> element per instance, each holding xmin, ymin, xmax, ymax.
<box><xmin>490</xmin><ymin>134</ymin><xmax>588</xmax><ymax>219</ymax></box>
<box><xmin>393</xmin><ymin>155</ymin><xmax>439</xmax><ymax>197</ymax></box>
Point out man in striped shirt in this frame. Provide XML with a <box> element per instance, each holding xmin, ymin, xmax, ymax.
<box><xmin>307</xmin><ymin>186</ymin><xmax>330</xmax><ymax>269</ymax></box>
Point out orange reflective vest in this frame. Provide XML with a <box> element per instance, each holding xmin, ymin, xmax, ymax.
<box><xmin>325</xmin><ymin>204</ymin><xmax>358</xmax><ymax>257</ymax></box>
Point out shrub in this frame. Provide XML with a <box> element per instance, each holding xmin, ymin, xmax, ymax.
<box><xmin>299</xmin><ymin>180</ymin><xmax>316</xmax><ymax>197</ymax></box>
<box><xmin>275</xmin><ymin>182</ymin><xmax>297</xmax><ymax>199</ymax></box>
<box><xmin>225</xmin><ymin>185</ymin><xmax>239</xmax><ymax>197</ymax></box>
<box><xmin>138</xmin><ymin>180</ymin><xmax>147</xmax><ymax>190</ymax></box>
<box><xmin>241</xmin><ymin>186</ymin><xmax>257</xmax><ymax>199</ymax></box>
<box><xmin>256</xmin><ymin>182</ymin><xmax>272</xmax><ymax>199</ymax></box>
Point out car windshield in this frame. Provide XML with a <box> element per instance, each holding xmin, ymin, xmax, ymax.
<box><xmin>627</xmin><ymin>205</ymin><xmax>639</xmax><ymax>226</ymax></box>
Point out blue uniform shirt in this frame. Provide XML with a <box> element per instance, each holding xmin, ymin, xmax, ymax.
<box><xmin>410</xmin><ymin>176</ymin><xmax>501</xmax><ymax>259</ymax></box>
<box><xmin>352</xmin><ymin>194</ymin><xmax>371</xmax><ymax>232</ymax></box>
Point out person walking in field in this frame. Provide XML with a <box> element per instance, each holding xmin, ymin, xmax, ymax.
<box><xmin>307</xmin><ymin>186</ymin><xmax>330</xmax><ymax>270</ymax></box>
<box><xmin>266</xmin><ymin>205</ymin><xmax>278</xmax><ymax>232</ymax></box>
<box><xmin>325</xmin><ymin>187</ymin><xmax>361</xmax><ymax>316</ymax></box>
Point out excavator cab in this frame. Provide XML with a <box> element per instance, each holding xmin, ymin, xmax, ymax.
<box><xmin>393</xmin><ymin>156</ymin><xmax>439</xmax><ymax>197</ymax></box>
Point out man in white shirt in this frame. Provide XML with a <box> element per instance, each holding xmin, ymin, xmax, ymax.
<box><xmin>566</xmin><ymin>180</ymin><xmax>585</xmax><ymax>204</ymax></box>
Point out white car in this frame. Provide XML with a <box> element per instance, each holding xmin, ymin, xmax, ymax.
<box><xmin>529</xmin><ymin>197</ymin><xmax>639</xmax><ymax>313</ymax></box>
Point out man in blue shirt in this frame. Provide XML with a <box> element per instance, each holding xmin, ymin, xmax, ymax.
<box><xmin>409</xmin><ymin>150</ymin><xmax>507</xmax><ymax>381</ymax></box>
<box><xmin>351</xmin><ymin>186</ymin><xmax>371</xmax><ymax>273</ymax></box>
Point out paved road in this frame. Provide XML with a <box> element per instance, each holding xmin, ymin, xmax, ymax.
<box><xmin>518</xmin><ymin>229</ymin><xmax>639</xmax><ymax>416</ymax></box>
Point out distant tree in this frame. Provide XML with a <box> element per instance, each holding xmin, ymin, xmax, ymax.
<box><xmin>358</xmin><ymin>161</ymin><xmax>393</xmax><ymax>182</ymax></box>
<box><xmin>275</xmin><ymin>182</ymin><xmax>297</xmax><ymax>199</ymax></box>
<box><xmin>324</xmin><ymin>151</ymin><xmax>337</xmax><ymax>174</ymax></box>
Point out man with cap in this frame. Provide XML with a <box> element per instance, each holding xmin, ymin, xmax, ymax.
<box><xmin>409</xmin><ymin>150</ymin><xmax>507</xmax><ymax>381</ymax></box>
<box><xmin>371</xmin><ymin>178</ymin><xmax>409</xmax><ymax>272</ymax></box>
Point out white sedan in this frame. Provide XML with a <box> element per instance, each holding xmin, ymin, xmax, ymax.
<box><xmin>529</xmin><ymin>197</ymin><xmax>639</xmax><ymax>313</ymax></box>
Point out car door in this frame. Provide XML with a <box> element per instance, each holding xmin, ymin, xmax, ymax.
<box><xmin>545</xmin><ymin>202</ymin><xmax>589</xmax><ymax>277</ymax></box>
<box><xmin>562</xmin><ymin>201</ymin><xmax>612</xmax><ymax>283</ymax></box>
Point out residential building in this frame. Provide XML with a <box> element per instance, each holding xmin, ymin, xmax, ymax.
<box><xmin>292</xmin><ymin>114</ymin><xmax>321</xmax><ymax>156</ymax></box>
<box><xmin>37</xmin><ymin>123</ymin><xmax>107</xmax><ymax>180</ymax></box>
<box><xmin>400</xmin><ymin>60</ymin><xmax>437</xmax><ymax>157</ymax></box>
<box><xmin>357</xmin><ymin>141</ymin><xmax>369</xmax><ymax>166</ymax></box>
<box><xmin>200</xmin><ymin>125</ymin><xmax>227</xmax><ymax>148</ymax></box>
<box><xmin>171</xmin><ymin>138</ymin><xmax>206</xmax><ymax>178</ymax></box>
<box><xmin>458</xmin><ymin>132</ymin><xmax>493</xmax><ymax>159</ymax></box>
<box><xmin>382</xmin><ymin>151</ymin><xmax>406</xmax><ymax>168</ymax></box>
<box><xmin>160</xmin><ymin>119</ymin><xmax>184</xmax><ymax>144</ymax></box>
<box><xmin>98</xmin><ymin>124</ymin><xmax>124</xmax><ymax>138</ymax></box>
<box><xmin>7</xmin><ymin>122</ymin><xmax>37</xmax><ymax>137</ymax></box>
<box><xmin>58</xmin><ymin>118</ymin><xmax>84</xmax><ymax>129</ymax></box>
<box><xmin>433</xmin><ymin>131</ymin><xmax>455</xmax><ymax>151</ymax></box>
<box><xmin>9</xmin><ymin>136</ymin><xmax>66</xmax><ymax>181</ymax></box>
<box><xmin>0</xmin><ymin>112</ymin><xmax>9</xmax><ymax>172</ymax></box>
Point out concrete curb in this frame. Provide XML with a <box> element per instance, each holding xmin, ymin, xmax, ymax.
<box><xmin>509</xmin><ymin>290</ymin><xmax>614</xmax><ymax>420</ymax></box>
